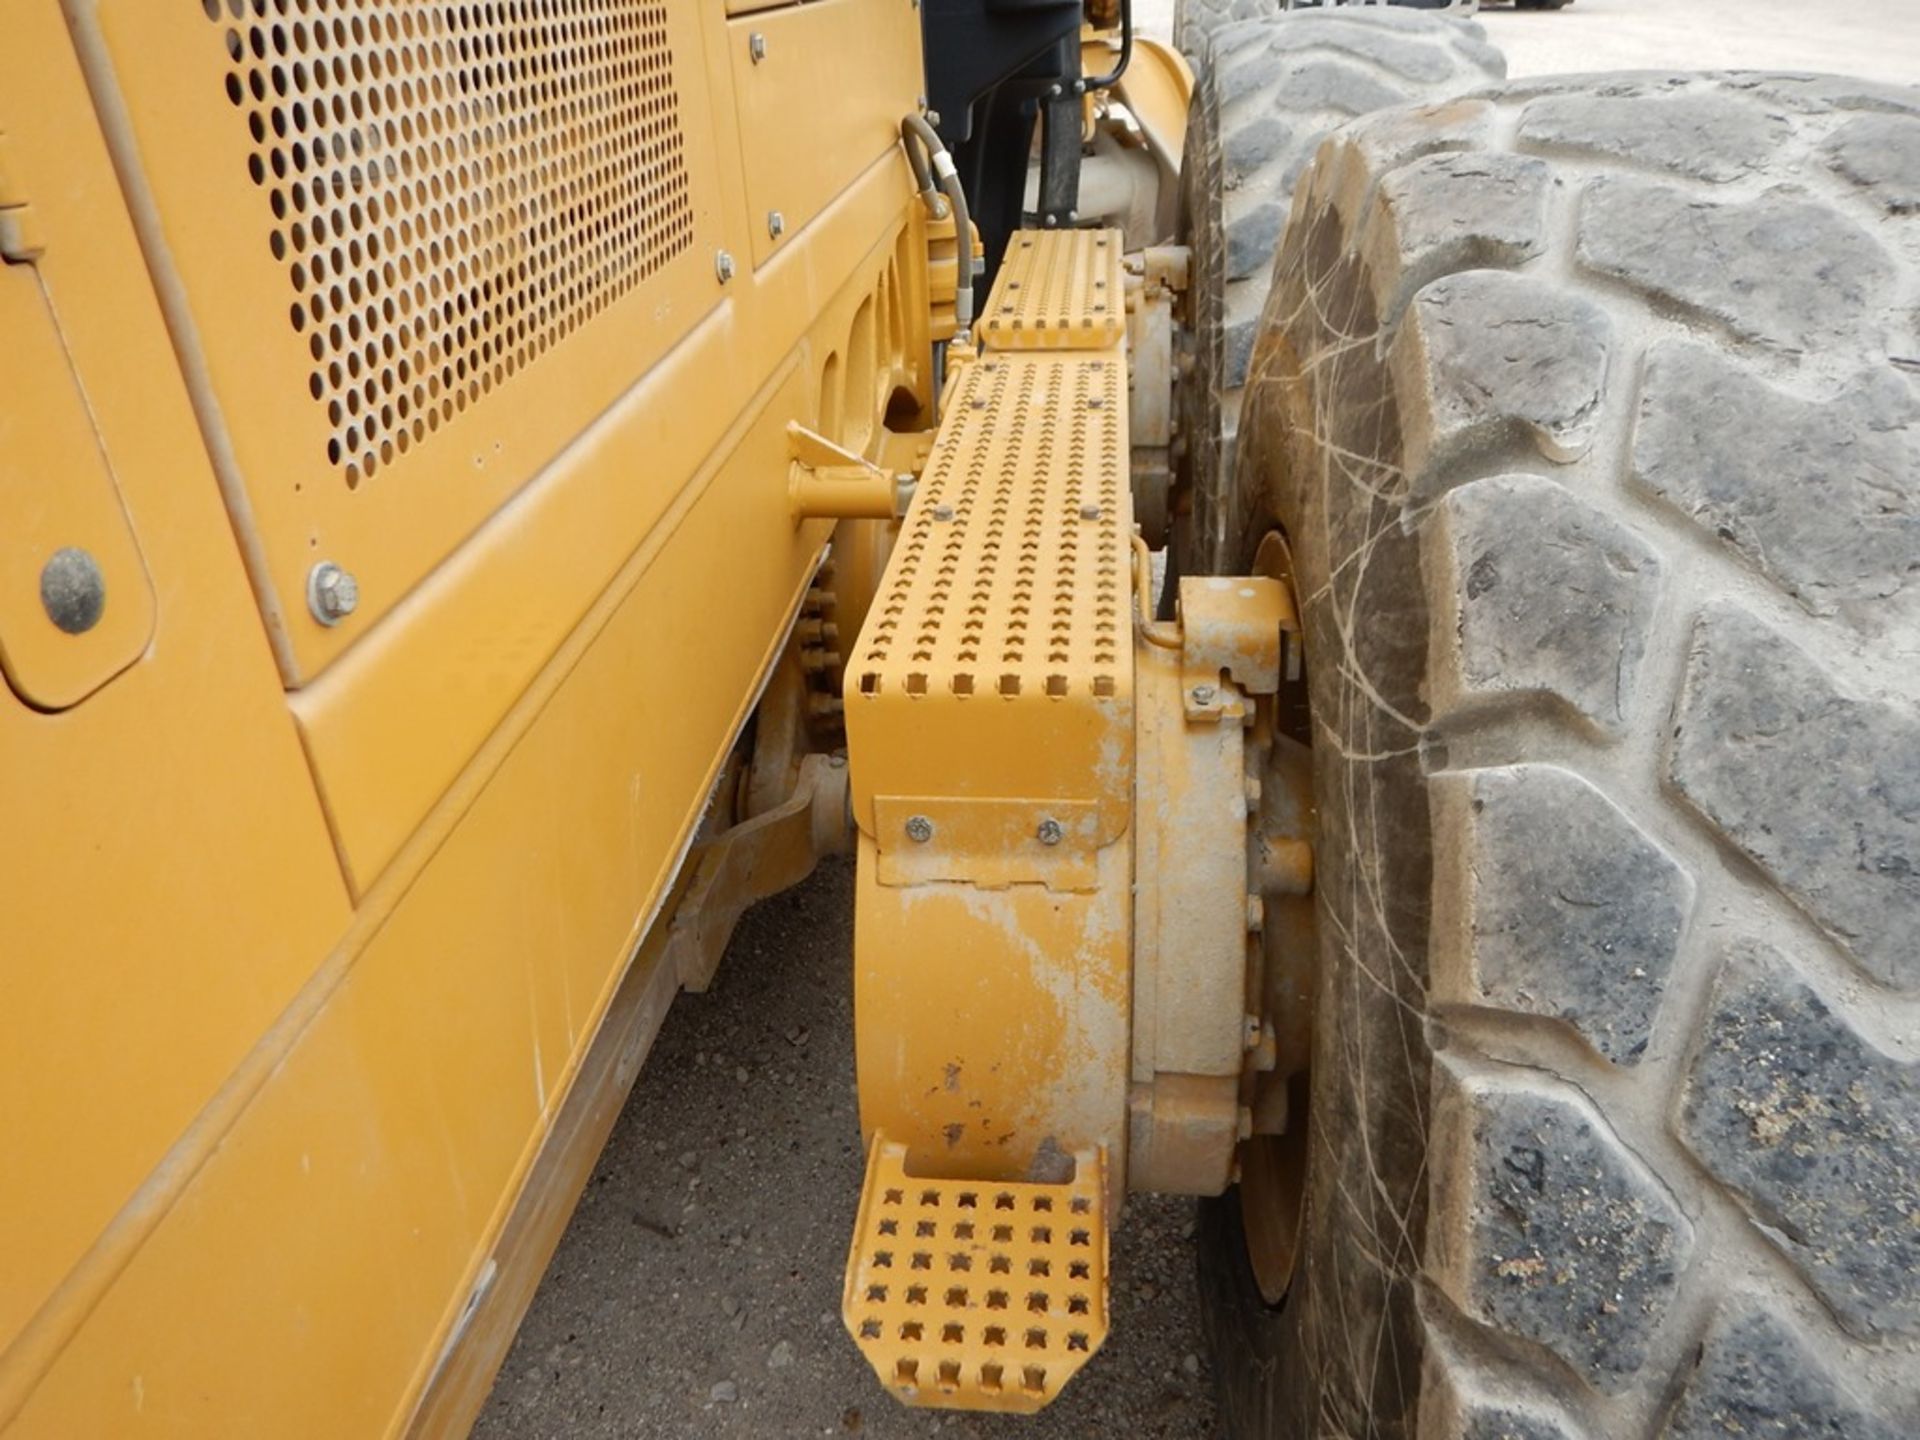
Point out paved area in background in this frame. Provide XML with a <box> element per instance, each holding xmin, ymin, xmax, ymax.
<box><xmin>1474</xmin><ymin>0</ymin><xmax>1918</xmax><ymax>88</ymax></box>
<box><xmin>1131</xmin><ymin>0</ymin><xmax>1920</xmax><ymax>84</ymax></box>
<box><xmin>482</xmin><ymin>4</ymin><xmax>1914</xmax><ymax>1437</ymax></box>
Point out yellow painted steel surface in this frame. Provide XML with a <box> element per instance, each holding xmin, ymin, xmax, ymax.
<box><xmin>81</xmin><ymin>0</ymin><xmax>728</xmax><ymax>684</ymax></box>
<box><xmin>0</xmin><ymin>0</ymin><xmax>353</xmax><ymax>1381</ymax></box>
<box><xmin>730</xmin><ymin>0</ymin><xmax>924</xmax><ymax>270</ymax></box>
<box><xmin>843</xmin><ymin>1137</ymin><xmax>1110</xmax><ymax>1412</ymax></box>
<box><xmin>847</xmin><ymin>227</ymin><xmax>1133</xmax><ymax>1214</ymax></box>
<box><xmin>0</xmin><ymin>258</ymin><xmax>155</xmax><ymax>709</ymax></box>
<box><xmin>1104</xmin><ymin>35</ymin><xmax>1192</xmax><ymax>169</ymax></box>
<box><xmin>0</xmin><ymin>0</ymin><xmax>931</xmax><ymax>1434</ymax></box>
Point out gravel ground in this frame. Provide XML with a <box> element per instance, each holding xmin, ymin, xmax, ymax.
<box><xmin>474</xmin><ymin>860</ymin><xmax>1215</xmax><ymax>1440</ymax></box>
<box><xmin>480</xmin><ymin>3</ymin><xmax>1916</xmax><ymax>1436</ymax></box>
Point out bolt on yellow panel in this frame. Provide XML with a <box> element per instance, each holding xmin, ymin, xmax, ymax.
<box><xmin>843</xmin><ymin>1136</ymin><xmax>1110</xmax><ymax>1413</ymax></box>
<box><xmin>979</xmin><ymin>228</ymin><xmax>1126</xmax><ymax>350</ymax></box>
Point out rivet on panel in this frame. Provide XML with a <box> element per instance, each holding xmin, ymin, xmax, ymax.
<box><xmin>748</xmin><ymin>31</ymin><xmax>767</xmax><ymax>62</ymax></box>
<box><xmin>906</xmin><ymin>815</ymin><xmax>935</xmax><ymax>844</ymax></box>
<box><xmin>39</xmin><ymin>548</ymin><xmax>106</xmax><ymax>635</ymax></box>
<box><xmin>715</xmin><ymin>249</ymin><xmax>737</xmax><ymax>284</ymax></box>
<box><xmin>1036</xmin><ymin>818</ymin><xmax>1064</xmax><ymax>847</ymax></box>
<box><xmin>768</xmin><ymin>210</ymin><xmax>786</xmax><ymax>239</ymax></box>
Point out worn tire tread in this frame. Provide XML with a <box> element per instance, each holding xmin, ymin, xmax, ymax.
<box><xmin>1206</xmin><ymin>71</ymin><xmax>1920</xmax><ymax>1440</ymax></box>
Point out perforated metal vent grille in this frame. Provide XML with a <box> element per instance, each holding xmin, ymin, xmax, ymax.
<box><xmin>207</xmin><ymin>0</ymin><xmax>693</xmax><ymax>488</ymax></box>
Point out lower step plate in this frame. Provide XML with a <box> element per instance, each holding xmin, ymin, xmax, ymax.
<box><xmin>841</xmin><ymin>1135</ymin><xmax>1111</xmax><ymax>1412</ymax></box>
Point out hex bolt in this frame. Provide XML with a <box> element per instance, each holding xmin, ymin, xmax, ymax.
<box><xmin>307</xmin><ymin>560</ymin><xmax>360</xmax><ymax>626</ymax></box>
<box><xmin>1191</xmin><ymin>683</ymin><xmax>1216</xmax><ymax>706</ymax></box>
<box><xmin>931</xmin><ymin>503</ymin><xmax>954</xmax><ymax>522</ymax></box>
<box><xmin>905</xmin><ymin>815</ymin><xmax>935</xmax><ymax>843</ymax></box>
<box><xmin>1036</xmin><ymin>817</ymin><xmax>1064</xmax><ymax>847</ymax></box>
<box><xmin>768</xmin><ymin>210</ymin><xmax>785</xmax><ymax>239</ymax></box>
<box><xmin>748</xmin><ymin>31</ymin><xmax>767</xmax><ymax>62</ymax></box>
<box><xmin>1079</xmin><ymin>503</ymin><xmax>1102</xmax><ymax>521</ymax></box>
<box><xmin>714</xmin><ymin>249</ymin><xmax>736</xmax><ymax>284</ymax></box>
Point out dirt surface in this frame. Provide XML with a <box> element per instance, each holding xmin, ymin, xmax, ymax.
<box><xmin>475</xmin><ymin>860</ymin><xmax>1215</xmax><ymax>1440</ymax></box>
<box><xmin>480</xmin><ymin>4</ymin><xmax>1916</xmax><ymax>1437</ymax></box>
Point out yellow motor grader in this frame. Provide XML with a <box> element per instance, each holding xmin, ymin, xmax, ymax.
<box><xmin>2</xmin><ymin>0</ymin><xmax>1915</xmax><ymax>1435</ymax></box>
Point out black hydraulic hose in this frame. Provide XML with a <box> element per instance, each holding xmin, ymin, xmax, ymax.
<box><xmin>1083</xmin><ymin>0</ymin><xmax>1133</xmax><ymax>92</ymax></box>
<box><xmin>901</xmin><ymin>112</ymin><xmax>975</xmax><ymax>338</ymax></box>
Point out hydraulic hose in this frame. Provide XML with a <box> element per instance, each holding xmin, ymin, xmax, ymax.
<box><xmin>901</xmin><ymin>112</ymin><xmax>975</xmax><ymax>338</ymax></box>
<box><xmin>1133</xmin><ymin>534</ymin><xmax>1183</xmax><ymax>650</ymax></box>
<box><xmin>1083</xmin><ymin>0</ymin><xmax>1134</xmax><ymax>92</ymax></box>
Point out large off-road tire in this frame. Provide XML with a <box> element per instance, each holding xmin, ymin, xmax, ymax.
<box><xmin>1172</xmin><ymin>9</ymin><xmax>1504</xmax><ymax>591</ymax></box>
<box><xmin>1200</xmin><ymin>72</ymin><xmax>1920</xmax><ymax>1438</ymax></box>
<box><xmin>1174</xmin><ymin>0</ymin><xmax>1481</xmax><ymax>71</ymax></box>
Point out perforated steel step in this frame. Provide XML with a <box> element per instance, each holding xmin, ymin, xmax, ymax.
<box><xmin>842</xmin><ymin>1136</ymin><xmax>1110</xmax><ymax>1412</ymax></box>
<box><xmin>979</xmin><ymin>228</ymin><xmax>1126</xmax><ymax>351</ymax></box>
<box><xmin>845</xmin><ymin>340</ymin><xmax>1135</xmax><ymax>885</ymax></box>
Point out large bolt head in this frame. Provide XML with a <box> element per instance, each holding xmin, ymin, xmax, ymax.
<box><xmin>307</xmin><ymin>561</ymin><xmax>360</xmax><ymax>625</ymax></box>
<box><xmin>40</xmin><ymin>547</ymin><xmax>105</xmax><ymax>634</ymax></box>
<box><xmin>905</xmin><ymin>815</ymin><xmax>934</xmax><ymax>843</ymax></box>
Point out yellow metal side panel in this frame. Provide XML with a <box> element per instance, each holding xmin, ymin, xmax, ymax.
<box><xmin>290</xmin><ymin>153</ymin><xmax>916</xmax><ymax>892</ymax></box>
<box><xmin>854</xmin><ymin>836</ymin><xmax>1132</xmax><ymax>1196</ymax></box>
<box><xmin>0</xmin><ymin>267</ymin><xmax>154</xmax><ymax>710</ymax></box>
<box><xmin>8</xmin><ymin>368</ymin><xmax>823</xmax><ymax>1439</ymax></box>
<box><xmin>78</xmin><ymin>0</ymin><xmax>726</xmax><ymax>680</ymax></box>
<box><xmin>729</xmin><ymin>0</ymin><xmax>924</xmax><ymax>269</ymax></box>
<box><xmin>978</xmin><ymin>229</ymin><xmax>1126</xmax><ymax>351</ymax></box>
<box><xmin>0</xmin><ymin>4</ymin><xmax>349</xmax><ymax>1356</ymax></box>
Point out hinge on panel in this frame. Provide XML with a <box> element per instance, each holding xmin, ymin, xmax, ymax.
<box><xmin>0</xmin><ymin>134</ymin><xmax>44</xmax><ymax>263</ymax></box>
